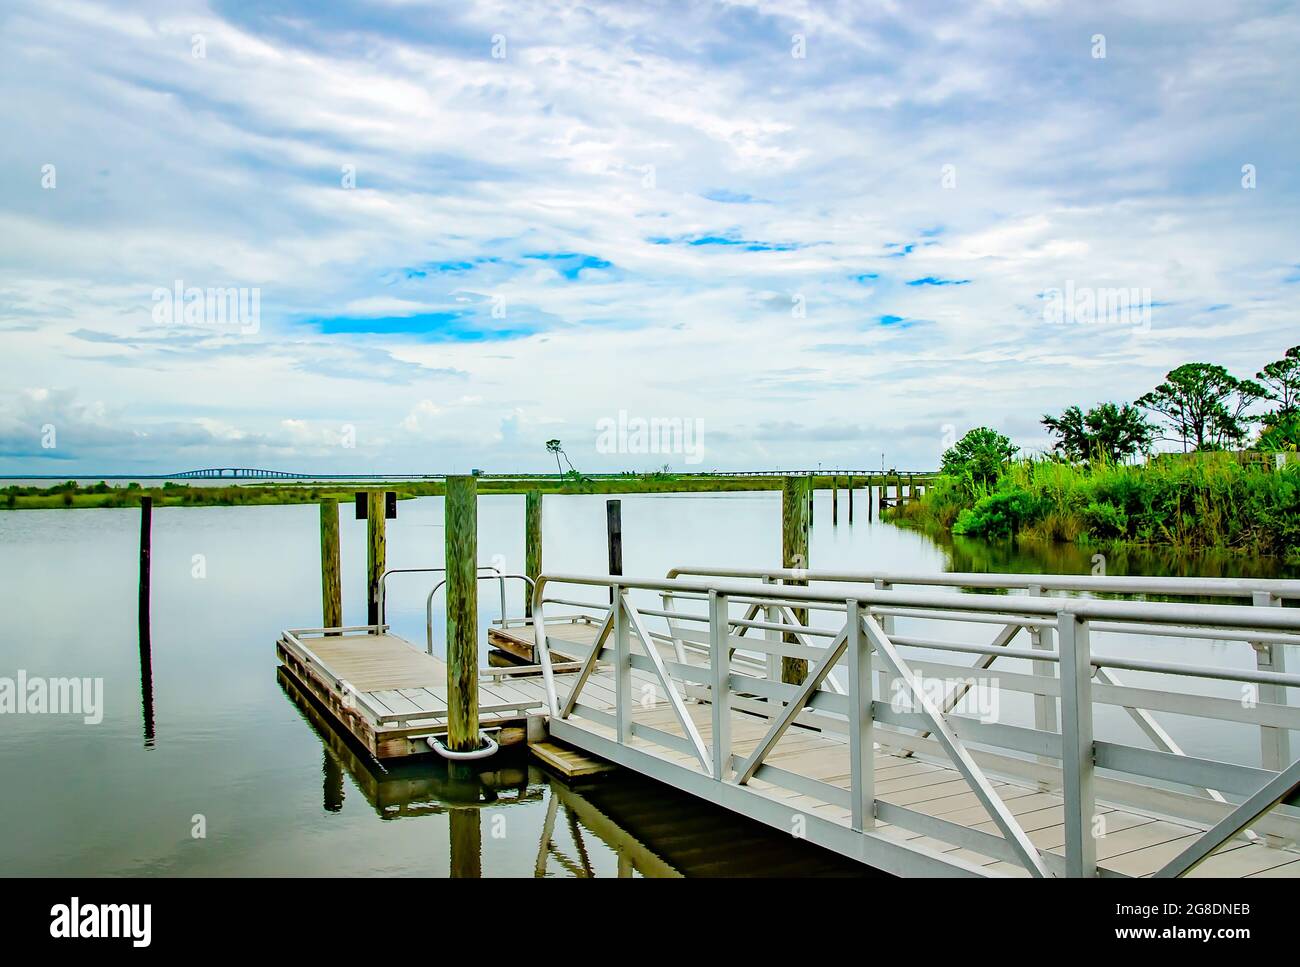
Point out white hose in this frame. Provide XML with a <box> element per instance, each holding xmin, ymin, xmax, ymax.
<box><xmin>425</xmin><ymin>731</ymin><xmax>499</xmax><ymax>760</ymax></box>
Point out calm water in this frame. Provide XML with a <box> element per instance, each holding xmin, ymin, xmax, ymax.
<box><xmin>0</xmin><ymin>491</ymin><xmax>1293</xmax><ymax>876</ymax></box>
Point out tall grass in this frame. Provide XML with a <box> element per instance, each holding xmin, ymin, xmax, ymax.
<box><xmin>891</xmin><ymin>454</ymin><xmax>1300</xmax><ymax>560</ymax></box>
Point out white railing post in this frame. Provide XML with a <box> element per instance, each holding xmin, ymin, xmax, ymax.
<box><xmin>710</xmin><ymin>591</ymin><xmax>732</xmax><ymax>782</ymax></box>
<box><xmin>846</xmin><ymin>599</ymin><xmax>875</xmax><ymax>830</ymax></box>
<box><xmin>1253</xmin><ymin>590</ymin><xmax>1289</xmax><ymax>847</ymax></box>
<box><xmin>1058</xmin><ymin>611</ymin><xmax>1097</xmax><ymax>877</ymax></box>
<box><xmin>873</xmin><ymin>579</ymin><xmax>894</xmax><ymax>729</ymax></box>
<box><xmin>762</xmin><ymin>575</ymin><xmax>779</xmax><ymax>682</ymax></box>
<box><xmin>1028</xmin><ymin>585</ymin><xmax>1058</xmax><ymax>791</ymax></box>
<box><xmin>613</xmin><ymin>584</ymin><xmax>632</xmax><ymax>744</ymax></box>
<box><xmin>1253</xmin><ymin>591</ymin><xmax>1290</xmax><ymax>771</ymax></box>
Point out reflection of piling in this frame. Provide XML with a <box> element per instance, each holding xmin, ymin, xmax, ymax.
<box><xmin>138</xmin><ymin>496</ymin><xmax>156</xmax><ymax>746</ymax></box>
<box><xmin>449</xmin><ymin>808</ymin><xmax>482</xmax><ymax>878</ymax></box>
<box><xmin>323</xmin><ymin>749</ymin><xmax>345</xmax><ymax>812</ymax></box>
<box><xmin>781</xmin><ymin>477</ymin><xmax>810</xmax><ymax>685</ymax></box>
<box><xmin>525</xmin><ymin>490</ymin><xmax>542</xmax><ymax>618</ymax></box>
<box><xmin>445</xmin><ymin>476</ymin><xmax>479</xmax><ymax>752</ymax></box>
<box><xmin>319</xmin><ymin>500</ymin><xmax>342</xmax><ymax>632</ymax></box>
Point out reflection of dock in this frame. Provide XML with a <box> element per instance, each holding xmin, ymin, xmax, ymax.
<box><xmin>278</xmin><ymin>668</ymin><xmax>540</xmax><ymax>817</ymax></box>
<box><xmin>280</xmin><ymin>666</ymin><xmax>865</xmax><ymax>876</ymax></box>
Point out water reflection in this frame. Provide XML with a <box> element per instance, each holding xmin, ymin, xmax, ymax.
<box><xmin>277</xmin><ymin>667</ymin><xmax>872</xmax><ymax>877</ymax></box>
<box><xmin>936</xmin><ymin>531</ymin><xmax>1298</xmax><ymax>581</ymax></box>
<box><xmin>137</xmin><ymin>611</ymin><xmax>156</xmax><ymax>748</ymax></box>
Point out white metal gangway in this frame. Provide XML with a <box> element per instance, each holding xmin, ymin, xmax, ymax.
<box><xmin>529</xmin><ymin>567</ymin><xmax>1300</xmax><ymax>878</ymax></box>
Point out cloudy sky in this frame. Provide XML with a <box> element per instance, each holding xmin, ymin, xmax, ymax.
<box><xmin>1</xmin><ymin>0</ymin><xmax>1296</xmax><ymax>475</ymax></box>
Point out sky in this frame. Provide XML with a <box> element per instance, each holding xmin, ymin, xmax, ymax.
<box><xmin>1</xmin><ymin>0</ymin><xmax>1297</xmax><ymax>475</ymax></box>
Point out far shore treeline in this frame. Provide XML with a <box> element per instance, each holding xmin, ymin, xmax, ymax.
<box><xmin>891</xmin><ymin>345</ymin><xmax>1300</xmax><ymax>561</ymax></box>
<box><xmin>0</xmin><ymin>472</ymin><xmax>863</xmax><ymax>511</ymax></box>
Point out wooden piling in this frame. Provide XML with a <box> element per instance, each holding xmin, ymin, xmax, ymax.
<box><xmin>445</xmin><ymin>475</ymin><xmax>479</xmax><ymax>752</ymax></box>
<box><xmin>606</xmin><ymin>498</ymin><xmax>623</xmax><ymax>603</ymax></box>
<box><xmin>319</xmin><ymin>500</ymin><xmax>343</xmax><ymax>633</ymax></box>
<box><xmin>867</xmin><ymin>477</ymin><xmax>874</xmax><ymax>522</ymax></box>
<box><xmin>138</xmin><ymin>496</ymin><xmax>152</xmax><ymax>636</ymax></box>
<box><xmin>366</xmin><ymin>491</ymin><xmax>385</xmax><ymax>628</ymax></box>
<box><xmin>524</xmin><ymin>490</ymin><xmax>542</xmax><ymax>619</ymax></box>
<box><xmin>781</xmin><ymin>477</ymin><xmax>810</xmax><ymax>685</ymax></box>
<box><xmin>832</xmin><ymin>477</ymin><xmax>838</xmax><ymax>525</ymax></box>
<box><xmin>848</xmin><ymin>475</ymin><xmax>854</xmax><ymax>523</ymax></box>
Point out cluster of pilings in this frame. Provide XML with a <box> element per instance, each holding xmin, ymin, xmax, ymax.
<box><xmin>128</xmin><ymin>473</ymin><xmax>921</xmax><ymax>756</ymax></box>
<box><xmin>303</xmin><ymin>474</ymin><xmax>933</xmax><ymax>752</ymax></box>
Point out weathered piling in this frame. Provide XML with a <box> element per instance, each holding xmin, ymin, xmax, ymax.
<box><xmin>781</xmin><ymin>476</ymin><xmax>810</xmax><ymax>685</ymax></box>
<box><xmin>868</xmin><ymin>478</ymin><xmax>874</xmax><ymax>522</ymax></box>
<box><xmin>832</xmin><ymin>477</ymin><xmax>838</xmax><ymax>525</ymax></box>
<box><xmin>848</xmin><ymin>475</ymin><xmax>854</xmax><ymax>522</ymax></box>
<box><xmin>445</xmin><ymin>475</ymin><xmax>479</xmax><ymax>752</ymax></box>
<box><xmin>807</xmin><ymin>478</ymin><xmax>814</xmax><ymax>526</ymax></box>
<box><xmin>908</xmin><ymin>474</ymin><xmax>915</xmax><ymax>501</ymax></box>
<box><xmin>319</xmin><ymin>500</ymin><xmax>343</xmax><ymax>633</ymax></box>
<box><xmin>606</xmin><ymin>498</ymin><xmax>623</xmax><ymax>603</ymax></box>
<box><xmin>524</xmin><ymin>490</ymin><xmax>542</xmax><ymax>618</ymax></box>
<box><xmin>366</xmin><ymin>491</ymin><xmax>385</xmax><ymax>628</ymax></box>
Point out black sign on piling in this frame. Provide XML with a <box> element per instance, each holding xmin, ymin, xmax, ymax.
<box><xmin>606</xmin><ymin>499</ymin><xmax>623</xmax><ymax>604</ymax></box>
<box><xmin>385</xmin><ymin>491</ymin><xmax>398</xmax><ymax>519</ymax></box>
<box><xmin>354</xmin><ymin>492</ymin><xmax>367</xmax><ymax>519</ymax></box>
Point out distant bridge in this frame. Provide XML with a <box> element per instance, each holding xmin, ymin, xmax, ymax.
<box><xmin>169</xmin><ymin>468</ymin><xmax>311</xmax><ymax>479</ymax></box>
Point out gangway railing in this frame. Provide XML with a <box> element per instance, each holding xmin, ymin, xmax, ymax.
<box><xmin>530</xmin><ymin>570</ymin><xmax>1300</xmax><ymax>878</ymax></box>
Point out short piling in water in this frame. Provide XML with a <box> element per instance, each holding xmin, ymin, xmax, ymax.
<box><xmin>366</xmin><ymin>491</ymin><xmax>385</xmax><ymax>628</ymax></box>
<box><xmin>445</xmin><ymin>475</ymin><xmax>479</xmax><ymax>752</ymax></box>
<box><xmin>138</xmin><ymin>496</ymin><xmax>152</xmax><ymax>637</ymax></box>
<box><xmin>606</xmin><ymin>498</ymin><xmax>623</xmax><ymax>603</ymax></box>
<box><xmin>319</xmin><ymin>500</ymin><xmax>343</xmax><ymax>633</ymax></box>
<box><xmin>781</xmin><ymin>476</ymin><xmax>810</xmax><ymax>685</ymax></box>
<box><xmin>525</xmin><ymin>490</ymin><xmax>542</xmax><ymax>618</ymax></box>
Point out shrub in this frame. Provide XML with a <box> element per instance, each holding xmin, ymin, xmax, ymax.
<box><xmin>951</xmin><ymin>487</ymin><xmax>1040</xmax><ymax>539</ymax></box>
<box><xmin>1082</xmin><ymin>500</ymin><xmax>1128</xmax><ymax>539</ymax></box>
